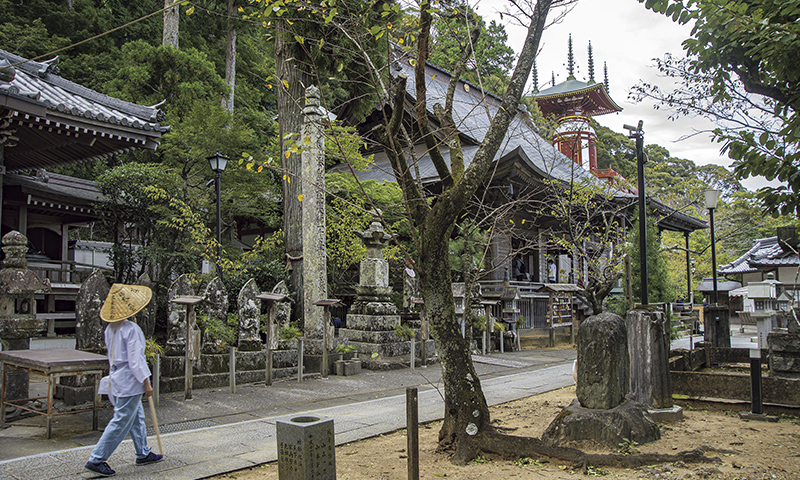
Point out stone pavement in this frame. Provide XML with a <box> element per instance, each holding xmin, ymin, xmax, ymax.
<box><xmin>0</xmin><ymin>344</ymin><xmax>577</xmax><ymax>480</ymax></box>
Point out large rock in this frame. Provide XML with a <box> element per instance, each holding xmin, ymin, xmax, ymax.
<box><xmin>576</xmin><ymin>312</ymin><xmax>628</xmax><ymax>410</ymax></box>
<box><xmin>542</xmin><ymin>398</ymin><xmax>660</xmax><ymax>448</ymax></box>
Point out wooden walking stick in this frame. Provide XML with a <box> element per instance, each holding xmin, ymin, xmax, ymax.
<box><xmin>148</xmin><ymin>398</ymin><xmax>163</xmax><ymax>455</ymax></box>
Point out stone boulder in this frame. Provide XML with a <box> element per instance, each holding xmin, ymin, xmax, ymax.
<box><xmin>542</xmin><ymin>398</ymin><xmax>660</xmax><ymax>448</ymax></box>
<box><xmin>576</xmin><ymin>312</ymin><xmax>628</xmax><ymax>410</ymax></box>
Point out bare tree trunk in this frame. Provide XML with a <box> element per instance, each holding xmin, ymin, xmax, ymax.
<box><xmin>162</xmin><ymin>0</ymin><xmax>179</xmax><ymax>48</ymax></box>
<box><xmin>222</xmin><ymin>0</ymin><xmax>237</xmax><ymax>113</ymax></box>
<box><xmin>402</xmin><ymin>0</ymin><xmax>554</xmax><ymax>463</ymax></box>
<box><xmin>276</xmin><ymin>21</ymin><xmax>313</xmax><ymax>320</ymax></box>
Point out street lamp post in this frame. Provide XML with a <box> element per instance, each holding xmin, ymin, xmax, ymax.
<box><xmin>625</xmin><ymin>121</ymin><xmax>647</xmax><ymax>305</ymax></box>
<box><xmin>704</xmin><ymin>189</ymin><xmax>720</xmax><ymax>304</ymax></box>
<box><xmin>208</xmin><ymin>152</ymin><xmax>229</xmax><ymax>257</ymax></box>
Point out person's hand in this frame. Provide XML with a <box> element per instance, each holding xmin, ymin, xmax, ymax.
<box><xmin>143</xmin><ymin>378</ymin><xmax>153</xmax><ymax>398</ymax></box>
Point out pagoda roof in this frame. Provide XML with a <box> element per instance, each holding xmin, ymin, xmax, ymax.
<box><xmin>533</xmin><ymin>79</ymin><xmax>622</xmax><ymax>117</ymax></box>
<box><xmin>0</xmin><ymin>49</ymin><xmax>168</xmax><ymax>173</ymax></box>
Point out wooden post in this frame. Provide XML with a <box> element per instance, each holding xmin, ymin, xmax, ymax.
<box><xmin>410</xmin><ymin>337</ymin><xmax>415</xmax><ymax>370</ymax></box>
<box><xmin>256</xmin><ymin>293</ymin><xmax>292</xmax><ymax>386</ymax></box>
<box><xmin>406</xmin><ymin>387</ymin><xmax>419</xmax><ymax>480</ymax></box>
<box><xmin>153</xmin><ymin>354</ymin><xmax>161</xmax><ymax>407</ymax></box>
<box><xmin>297</xmin><ymin>338</ymin><xmax>304</xmax><ymax>383</ymax></box>
<box><xmin>169</xmin><ymin>295</ymin><xmax>204</xmax><ymax>401</ymax></box>
<box><xmin>313</xmin><ymin>299</ymin><xmax>344</xmax><ymax>379</ymax></box>
<box><xmin>229</xmin><ymin>346</ymin><xmax>236</xmax><ymax>394</ymax></box>
<box><xmin>185</xmin><ymin>304</ymin><xmax>194</xmax><ymax>400</ymax></box>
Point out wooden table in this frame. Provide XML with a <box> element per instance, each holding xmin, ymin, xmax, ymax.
<box><xmin>0</xmin><ymin>348</ymin><xmax>108</xmax><ymax>439</ymax></box>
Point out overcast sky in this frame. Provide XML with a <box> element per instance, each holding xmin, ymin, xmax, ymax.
<box><xmin>474</xmin><ymin>0</ymin><xmax>779</xmax><ymax>191</ymax></box>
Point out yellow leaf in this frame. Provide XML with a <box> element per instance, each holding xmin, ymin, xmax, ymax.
<box><xmin>257</xmin><ymin>165</ymin><xmax>263</xmax><ymax>172</ymax></box>
<box><xmin>297</xmin><ymin>194</ymin><xmax>304</xmax><ymax>202</ymax></box>
<box><xmin>283</xmin><ymin>174</ymin><xmax>287</xmax><ymax>181</ymax></box>
<box><xmin>282</xmin><ymin>79</ymin><xmax>289</xmax><ymax>89</ymax></box>
<box><xmin>287</xmin><ymin>177</ymin><xmax>291</xmax><ymax>184</ymax></box>
<box><xmin>522</xmin><ymin>219</ymin><xmax>526</xmax><ymax>224</ymax></box>
<box><xmin>267</xmin><ymin>84</ymin><xmax>273</xmax><ymax>89</ymax></box>
<box><xmin>284</xmin><ymin>150</ymin><xmax>290</xmax><ymax>158</ymax></box>
<box><xmin>237</xmin><ymin>6</ymin><xmax>243</xmax><ymax>12</ymax></box>
<box><xmin>304</xmin><ymin>136</ymin><xmax>310</xmax><ymax>146</ymax></box>
<box><xmin>186</xmin><ymin>5</ymin><xmax>195</xmax><ymax>14</ymax></box>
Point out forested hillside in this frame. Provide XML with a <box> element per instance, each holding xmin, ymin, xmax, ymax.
<box><xmin>1</xmin><ymin>0</ymin><xmax>795</xmax><ymax>300</ymax></box>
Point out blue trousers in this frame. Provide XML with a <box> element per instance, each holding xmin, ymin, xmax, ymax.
<box><xmin>88</xmin><ymin>394</ymin><xmax>151</xmax><ymax>463</ymax></box>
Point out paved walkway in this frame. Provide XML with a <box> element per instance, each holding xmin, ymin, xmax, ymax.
<box><xmin>0</xmin><ymin>345</ymin><xmax>576</xmax><ymax>480</ymax></box>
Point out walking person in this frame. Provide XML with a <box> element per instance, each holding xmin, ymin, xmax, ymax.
<box><xmin>85</xmin><ymin>284</ymin><xmax>163</xmax><ymax>477</ymax></box>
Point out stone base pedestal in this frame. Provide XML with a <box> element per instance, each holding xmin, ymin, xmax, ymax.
<box><xmin>334</xmin><ymin>359</ymin><xmax>362</xmax><ymax>376</ymax></box>
<box><xmin>159</xmin><ymin>350</ymin><xmax>268</xmax><ymax>392</ymax></box>
<box><xmin>542</xmin><ymin>398</ymin><xmax>661</xmax><ymax>448</ymax></box>
<box><xmin>739</xmin><ymin>411</ymin><xmax>779</xmax><ymax>422</ymax></box>
<box><xmin>647</xmin><ymin>405</ymin><xmax>683</xmax><ymax>423</ymax></box>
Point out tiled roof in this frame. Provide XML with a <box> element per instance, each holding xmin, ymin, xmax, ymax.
<box><xmin>719</xmin><ymin>236</ymin><xmax>800</xmax><ymax>275</ymax></box>
<box><xmin>336</xmin><ymin>54</ymin><xmax>704</xmax><ymax>233</ymax></box>
<box><xmin>0</xmin><ymin>49</ymin><xmax>168</xmax><ymax>171</ymax></box>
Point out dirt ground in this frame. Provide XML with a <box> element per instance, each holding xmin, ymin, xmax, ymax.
<box><xmin>213</xmin><ymin>385</ymin><xmax>800</xmax><ymax>480</ymax></box>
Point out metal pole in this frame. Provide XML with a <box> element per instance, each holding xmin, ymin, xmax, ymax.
<box><xmin>709</xmin><ymin>207</ymin><xmax>719</xmax><ymax>305</ymax></box>
<box><xmin>685</xmin><ymin>232</ymin><xmax>691</xmax><ymax>306</ymax></box>
<box><xmin>635</xmin><ymin>128</ymin><xmax>648</xmax><ymax>306</ymax></box>
<box><xmin>216</xmin><ymin>169</ymin><xmax>222</xmax><ymax>257</ymax></box>
<box><xmin>750</xmin><ymin>348</ymin><xmax>763</xmax><ymax>414</ymax></box>
<box><xmin>406</xmin><ymin>387</ymin><xmax>419</xmax><ymax>480</ymax></box>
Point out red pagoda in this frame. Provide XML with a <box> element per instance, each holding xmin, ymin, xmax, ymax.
<box><xmin>533</xmin><ymin>36</ymin><xmax>625</xmax><ymax>185</ymax></box>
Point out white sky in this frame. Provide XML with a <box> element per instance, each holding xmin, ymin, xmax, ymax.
<box><xmin>474</xmin><ymin>0</ymin><xmax>780</xmax><ymax>191</ymax></box>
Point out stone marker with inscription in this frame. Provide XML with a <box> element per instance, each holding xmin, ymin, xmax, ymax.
<box><xmin>276</xmin><ymin>415</ymin><xmax>336</xmax><ymax>480</ymax></box>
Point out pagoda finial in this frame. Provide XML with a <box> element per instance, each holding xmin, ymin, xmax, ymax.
<box><xmin>588</xmin><ymin>41</ymin><xmax>595</xmax><ymax>83</ymax></box>
<box><xmin>567</xmin><ymin>34</ymin><xmax>575</xmax><ymax>80</ymax></box>
<box><xmin>532</xmin><ymin>60</ymin><xmax>539</xmax><ymax>93</ymax></box>
<box><xmin>552</xmin><ymin>71</ymin><xmax>556</xmax><ymax>87</ymax></box>
<box><xmin>604</xmin><ymin>61</ymin><xmax>609</xmax><ymax>91</ymax></box>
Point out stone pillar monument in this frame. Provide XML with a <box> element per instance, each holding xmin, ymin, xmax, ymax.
<box><xmin>135</xmin><ymin>272</ymin><xmax>157</xmax><ymax>338</ymax></box>
<box><xmin>627</xmin><ymin>306</ymin><xmax>681</xmax><ymax>420</ymax></box>
<box><xmin>74</xmin><ymin>270</ymin><xmax>110</xmax><ymax>354</ymax></box>
<box><xmin>301</xmin><ymin>85</ymin><xmax>329</xmax><ymax>352</ymax></box>
<box><xmin>543</xmin><ymin>312</ymin><xmax>660</xmax><ymax>448</ymax></box>
<box><xmin>0</xmin><ymin>231</ymin><xmax>50</xmax><ymax>401</ymax></box>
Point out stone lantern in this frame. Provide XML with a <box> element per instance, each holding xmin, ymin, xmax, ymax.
<box><xmin>746</xmin><ymin>272</ymin><xmax>782</xmax><ymax>349</ymax></box>
<box><xmin>0</xmin><ymin>231</ymin><xmax>51</xmax><ymax>401</ymax></box>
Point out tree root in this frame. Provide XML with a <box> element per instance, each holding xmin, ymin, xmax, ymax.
<box><xmin>450</xmin><ymin>429</ymin><xmax>736</xmax><ymax>472</ymax></box>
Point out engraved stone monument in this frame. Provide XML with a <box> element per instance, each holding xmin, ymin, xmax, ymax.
<box><xmin>277</xmin><ymin>415</ymin><xmax>336</xmax><ymax>480</ymax></box>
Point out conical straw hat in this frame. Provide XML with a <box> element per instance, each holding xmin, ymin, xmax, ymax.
<box><xmin>100</xmin><ymin>284</ymin><xmax>153</xmax><ymax>323</ymax></box>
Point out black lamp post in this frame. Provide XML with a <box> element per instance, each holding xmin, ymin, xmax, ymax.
<box><xmin>625</xmin><ymin>121</ymin><xmax>647</xmax><ymax>305</ymax></box>
<box><xmin>704</xmin><ymin>188</ymin><xmax>720</xmax><ymax>304</ymax></box>
<box><xmin>208</xmin><ymin>152</ymin><xmax>229</xmax><ymax>257</ymax></box>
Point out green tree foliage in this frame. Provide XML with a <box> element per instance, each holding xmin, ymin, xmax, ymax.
<box><xmin>641</xmin><ymin>0</ymin><xmax>800</xmax><ymax>216</ymax></box>
<box><xmin>628</xmin><ymin>208</ymin><xmax>673</xmax><ymax>304</ymax></box>
<box><xmin>428</xmin><ymin>3</ymin><xmax>515</xmax><ymax>93</ymax></box>
<box><xmin>95</xmin><ymin>163</ymin><xmax>193</xmax><ymax>283</ymax></box>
